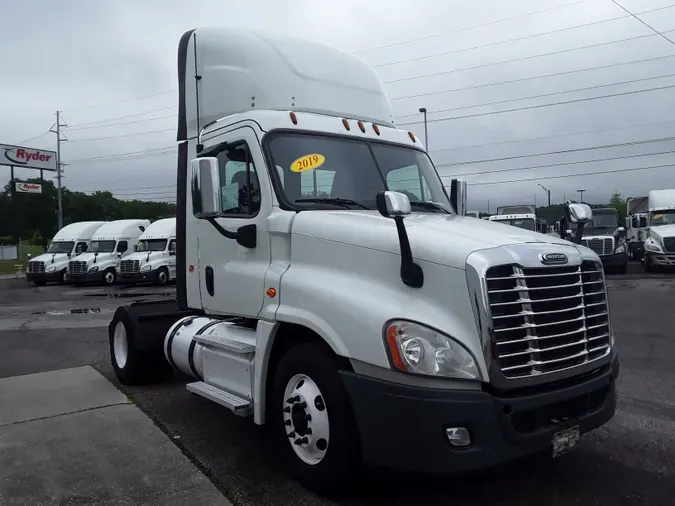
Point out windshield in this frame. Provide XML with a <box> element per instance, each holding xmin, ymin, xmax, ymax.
<box><xmin>88</xmin><ymin>240</ymin><xmax>116</xmax><ymax>253</ymax></box>
<box><xmin>493</xmin><ymin>218</ymin><xmax>535</xmax><ymax>231</ymax></box>
<box><xmin>651</xmin><ymin>209</ymin><xmax>675</xmax><ymax>226</ymax></box>
<box><xmin>266</xmin><ymin>133</ymin><xmax>453</xmax><ymax>213</ymax></box>
<box><xmin>136</xmin><ymin>239</ymin><xmax>167</xmax><ymax>252</ymax></box>
<box><xmin>47</xmin><ymin>241</ymin><xmax>74</xmax><ymax>254</ymax></box>
<box><xmin>571</xmin><ymin>209</ymin><xmax>619</xmax><ymax>235</ymax></box>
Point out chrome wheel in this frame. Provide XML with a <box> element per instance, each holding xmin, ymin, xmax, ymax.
<box><xmin>282</xmin><ymin>374</ymin><xmax>330</xmax><ymax>465</ymax></box>
<box><xmin>113</xmin><ymin>322</ymin><xmax>128</xmax><ymax>369</ymax></box>
<box><xmin>158</xmin><ymin>270</ymin><xmax>168</xmax><ymax>285</ymax></box>
<box><xmin>104</xmin><ymin>270</ymin><xmax>116</xmax><ymax>285</ymax></box>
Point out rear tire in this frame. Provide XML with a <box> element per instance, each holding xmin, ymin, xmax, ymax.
<box><xmin>109</xmin><ymin>306</ymin><xmax>173</xmax><ymax>385</ymax></box>
<box><xmin>269</xmin><ymin>342</ymin><xmax>362</xmax><ymax>496</ymax></box>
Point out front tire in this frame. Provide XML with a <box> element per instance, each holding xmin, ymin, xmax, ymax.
<box><xmin>109</xmin><ymin>306</ymin><xmax>173</xmax><ymax>385</ymax></box>
<box><xmin>270</xmin><ymin>343</ymin><xmax>362</xmax><ymax>496</ymax></box>
<box><xmin>156</xmin><ymin>267</ymin><xmax>169</xmax><ymax>286</ymax></box>
<box><xmin>103</xmin><ymin>268</ymin><xmax>117</xmax><ymax>286</ymax></box>
<box><xmin>60</xmin><ymin>269</ymin><xmax>67</xmax><ymax>285</ymax></box>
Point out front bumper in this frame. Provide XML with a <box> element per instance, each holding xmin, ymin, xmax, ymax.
<box><xmin>26</xmin><ymin>271</ymin><xmax>62</xmax><ymax>284</ymax></box>
<box><xmin>119</xmin><ymin>269</ymin><xmax>155</xmax><ymax>283</ymax></box>
<box><xmin>645</xmin><ymin>251</ymin><xmax>675</xmax><ymax>267</ymax></box>
<box><xmin>67</xmin><ymin>271</ymin><xmax>106</xmax><ymax>284</ymax></box>
<box><xmin>599</xmin><ymin>252</ymin><xmax>628</xmax><ymax>268</ymax></box>
<box><xmin>340</xmin><ymin>355</ymin><xmax>618</xmax><ymax>474</ymax></box>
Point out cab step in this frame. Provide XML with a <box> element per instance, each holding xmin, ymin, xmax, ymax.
<box><xmin>193</xmin><ymin>324</ymin><xmax>256</xmax><ymax>354</ymax></box>
<box><xmin>186</xmin><ymin>381</ymin><xmax>252</xmax><ymax>417</ymax></box>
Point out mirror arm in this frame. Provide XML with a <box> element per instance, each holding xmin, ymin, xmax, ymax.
<box><xmin>206</xmin><ymin>218</ymin><xmax>257</xmax><ymax>249</ymax></box>
<box><xmin>393</xmin><ymin>217</ymin><xmax>424</xmax><ymax>288</ymax></box>
<box><xmin>574</xmin><ymin>223</ymin><xmax>585</xmax><ymax>244</ymax></box>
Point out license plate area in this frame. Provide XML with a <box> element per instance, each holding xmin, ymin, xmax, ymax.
<box><xmin>552</xmin><ymin>425</ymin><xmax>580</xmax><ymax>458</ymax></box>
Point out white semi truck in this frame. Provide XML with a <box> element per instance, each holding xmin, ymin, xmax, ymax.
<box><xmin>119</xmin><ymin>218</ymin><xmax>177</xmax><ymax>285</ymax></box>
<box><xmin>107</xmin><ymin>28</ymin><xmax>618</xmax><ymax>495</ymax></box>
<box><xmin>25</xmin><ymin>221</ymin><xmax>107</xmax><ymax>285</ymax></box>
<box><xmin>625</xmin><ymin>196</ymin><xmax>649</xmax><ymax>261</ymax></box>
<box><xmin>68</xmin><ymin>219</ymin><xmax>150</xmax><ymax>285</ymax></box>
<box><xmin>642</xmin><ymin>189</ymin><xmax>675</xmax><ymax>271</ymax></box>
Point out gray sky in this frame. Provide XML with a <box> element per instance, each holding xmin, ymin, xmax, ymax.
<box><xmin>2</xmin><ymin>0</ymin><xmax>675</xmax><ymax>212</ymax></box>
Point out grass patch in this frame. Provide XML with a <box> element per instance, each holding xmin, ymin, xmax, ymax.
<box><xmin>0</xmin><ymin>244</ymin><xmax>44</xmax><ymax>274</ymax></box>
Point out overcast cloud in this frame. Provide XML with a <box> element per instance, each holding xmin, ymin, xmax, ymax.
<box><xmin>2</xmin><ymin>0</ymin><xmax>675</xmax><ymax>212</ymax></box>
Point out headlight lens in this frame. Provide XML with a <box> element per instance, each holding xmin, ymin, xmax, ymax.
<box><xmin>141</xmin><ymin>264</ymin><xmax>152</xmax><ymax>272</ymax></box>
<box><xmin>614</xmin><ymin>243</ymin><xmax>625</xmax><ymax>254</ymax></box>
<box><xmin>88</xmin><ymin>265</ymin><xmax>99</xmax><ymax>273</ymax></box>
<box><xmin>46</xmin><ymin>266</ymin><xmax>56</xmax><ymax>272</ymax></box>
<box><xmin>645</xmin><ymin>241</ymin><xmax>662</xmax><ymax>252</ymax></box>
<box><xmin>385</xmin><ymin>320</ymin><xmax>481</xmax><ymax>380</ymax></box>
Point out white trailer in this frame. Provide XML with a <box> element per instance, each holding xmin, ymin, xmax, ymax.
<box><xmin>118</xmin><ymin>218</ymin><xmax>177</xmax><ymax>285</ymax></box>
<box><xmin>25</xmin><ymin>221</ymin><xmax>107</xmax><ymax>285</ymax></box>
<box><xmin>625</xmin><ymin>196</ymin><xmax>649</xmax><ymax>261</ymax></box>
<box><xmin>106</xmin><ymin>28</ymin><xmax>618</xmax><ymax>495</ymax></box>
<box><xmin>642</xmin><ymin>189</ymin><xmax>675</xmax><ymax>271</ymax></box>
<box><xmin>68</xmin><ymin>219</ymin><xmax>150</xmax><ymax>285</ymax></box>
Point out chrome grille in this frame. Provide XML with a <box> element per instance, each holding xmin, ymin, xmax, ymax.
<box><xmin>582</xmin><ymin>237</ymin><xmax>614</xmax><ymax>256</ymax></box>
<box><xmin>486</xmin><ymin>261</ymin><xmax>611</xmax><ymax>379</ymax></box>
<box><xmin>120</xmin><ymin>259</ymin><xmax>140</xmax><ymax>274</ymax></box>
<box><xmin>663</xmin><ymin>236</ymin><xmax>675</xmax><ymax>253</ymax></box>
<box><xmin>68</xmin><ymin>260</ymin><xmax>87</xmax><ymax>275</ymax></box>
<box><xmin>27</xmin><ymin>261</ymin><xmax>45</xmax><ymax>274</ymax></box>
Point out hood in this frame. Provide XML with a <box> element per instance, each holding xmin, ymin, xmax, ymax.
<box><xmin>30</xmin><ymin>252</ymin><xmax>69</xmax><ymax>264</ymax></box>
<box><xmin>649</xmin><ymin>224</ymin><xmax>675</xmax><ymax>239</ymax></box>
<box><xmin>127</xmin><ymin>251</ymin><xmax>163</xmax><ymax>263</ymax></box>
<box><xmin>291</xmin><ymin>211</ymin><xmax>573</xmax><ymax>268</ymax></box>
<box><xmin>74</xmin><ymin>252</ymin><xmax>115</xmax><ymax>264</ymax></box>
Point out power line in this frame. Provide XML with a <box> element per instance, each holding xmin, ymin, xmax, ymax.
<box><xmin>392</xmin><ymin>53</ymin><xmax>675</xmax><ymax>102</ymax></box>
<box><xmin>68</xmin><ymin>146</ymin><xmax>175</xmax><ymax>163</ymax></box>
<box><xmin>397</xmin><ymin>83</ymin><xmax>675</xmax><ymax>126</ymax></box>
<box><xmin>16</xmin><ymin>131</ymin><xmax>51</xmax><ymax>145</ymax></box>
<box><xmin>65</xmin><ymin>114</ymin><xmax>177</xmax><ymax>131</ymax></box>
<box><xmin>384</xmin><ymin>28</ymin><xmax>675</xmax><ymax>85</ymax></box>
<box><xmin>440</xmin><ymin>149</ymin><xmax>675</xmax><ymax>178</ymax></box>
<box><xmin>66</xmin><ymin>106</ymin><xmax>177</xmax><ymax>129</ymax></box>
<box><xmin>396</xmin><ymin>72</ymin><xmax>675</xmax><ymax>120</ymax></box>
<box><xmin>436</xmin><ymin>135</ymin><xmax>675</xmax><ymax>167</ymax></box>
<box><xmin>68</xmin><ymin>128</ymin><xmax>174</xmax><ymax>142</ymax></box>
<box><xmin>64</xmin><ymin>89</ymin><xmax>177</xmax><ymax>113</ymax></box>
<box><xmin>609</xmin><ymin>0</ymin><xmax>675</xmax><ymax>47</ymax></box>
<box><xmin>354</xmin><ymin>0</ymin><xmax>593</xmax><ymax>54</ymax></box>
<box><xmin>469</xmin><ymin>161</ymin><xmax>675</xmax><ymax>186</ymax></box>
<box><xmin>68</xmin><ymin>151</ymin><xmax>176</xmax><ymax>165</ymax></box>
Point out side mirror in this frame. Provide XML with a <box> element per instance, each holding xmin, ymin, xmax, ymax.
<box><xmin>566</xmin><ymin>229</ymin><xmax>573</xmax><ymax>236</ymax></box>
<box><xmin>169</xmin><ymin>249</ymin><xmax>176</xmax><ymax>256</ymax></box>
<box><xmin>375</xmin><ymin>191</ymin><xmax>411</xmax><ymax>218</ymax></box>
<box><xmin>449</xmin><ymin>179</ymin><xmax>467</xmax><ymax>216</ymax></box>
<box><xmin>639</xmin><ymin>217</ymin><xmax>647</xmax><ymax>228</ymax></box>
<box><xmin>191</xmin><ymin>157</ymin><xmax>222</xmax><ymax>218</ymax></box>
<box><xmin>567</xmin><ymin>203</ymin><xmax>592</xmax><ymax>223</ymax></box>
<box><xmin>617</xmin><ymin>226</ymin><xmax>626</xmax><ymax>233</ymax></box>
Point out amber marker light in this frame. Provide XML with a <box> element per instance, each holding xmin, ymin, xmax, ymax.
<box><xmin>266</xmin><ymin>288</ymin><xmax>277</xmax><ymax>298</ymax></box>
<box><xmin>289</xmin><ymin>112</ymin><xmax>298</xmax><ymax>124</ymax></box>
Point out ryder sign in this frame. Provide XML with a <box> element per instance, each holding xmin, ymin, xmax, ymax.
<box><xmin>16</xmin><ymin>182</ymin><xmax>43</xmax><ymax>194</ymax></box>
<box><xmin>1</xmin><ymin>143</ymin><xmax>57</xmax><ymax>171</ymax></box>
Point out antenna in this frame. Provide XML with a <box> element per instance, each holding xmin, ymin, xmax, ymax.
<box><xmin>193</xmin><ymin>32</ymin><xmax>203</xmax><ymax>153</ymax></box>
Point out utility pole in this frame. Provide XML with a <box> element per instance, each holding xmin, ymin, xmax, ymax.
<box><xmin>419</xmin><ymin>107</ymin><xmax>428</xmax><ymax>151</ymax></box>
<box><xmin>50</xmin><ymin>110</ymin><xmax>67</xmax><ymax>231</ymax></box>
<box><xmin>538</xmin><ymin>184</ymin><xmax>551</xmax><ymax>207</ymax></box>
<box><xmin>577</xmin><ymin>188</ymin><xmax>585</xmax><ymax>203</ymax></box>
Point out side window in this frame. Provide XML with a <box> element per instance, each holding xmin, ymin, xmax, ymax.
<box><xmin>168</xmin><ymin>239</ymin><xmax>176</xmax><ymax>254</ymax></box>
<box><xmin>216</xmin><ymin>143</ymin><xmax>261</xmax><ymax>217</ymax></box>
<box><xmin>385</xmin><ymin>165</ymin><xmax>431</xmax><ymax>201</ymax></box>
<box><xmin>75</xmin><ymin>242</ymin><xmax>87</xmax><ymax>254</ymax></box>
<box><xmin>117</xmin><ymin>241</ymin><xmax>128</xmax><ymax>254</ymax></box>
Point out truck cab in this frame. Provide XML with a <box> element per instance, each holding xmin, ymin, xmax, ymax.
<box><xmin>642</xmin><ymin>189</ymin><xmax>675</xmax><ymax>271</ymax></box>
<box><xmin>118</xmin><ymin>218</ymin><xmax>177</xmax><ymax>286</ymax></box>
<box><xmin>107</xmin><ymin>27</ymin><xmax>618</xmax><ymax>495</ymax></box>
<box><xmin>25</xmin><ymin>221</ymin><xmax>107</xmax><ymax>285</ymax></box>
<box><xmin>572</xmin><ymin>207</ymin><xmax>628</xmax><ymax>274</ymax></box>
<box><xmin>488</xmin><ymin>213</ymin><xmax>537</xmax><ymax>232</ymax></box>
<box><xmin>68</xmin><ymin>219</ymin><xmax>150</xmax><ymax>285</ymax></box>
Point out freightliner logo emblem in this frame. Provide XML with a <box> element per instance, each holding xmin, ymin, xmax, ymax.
<box><xmin>541</xmin><ymin>252</ymin><xmax>568</xmax><ymax>265</ymax></box>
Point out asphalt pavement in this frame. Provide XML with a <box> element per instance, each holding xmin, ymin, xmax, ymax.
<box><xmin>1</xmin><ymin>269</ymin><xmax>674</xmax><ymax>506</ymax></box>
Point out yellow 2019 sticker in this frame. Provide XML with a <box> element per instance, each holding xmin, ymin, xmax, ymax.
<box><xmin>653</xmin><ymin>214</ymin><xmax>663</xmax><ymax>220</ymax></box>
<box><xmin>291</xmin><ymin>153</ymin><xmax>325</xmax><ymax>173</ymax></box>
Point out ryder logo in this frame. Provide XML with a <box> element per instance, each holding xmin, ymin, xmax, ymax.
<box><xmin>1</xmin><ymin>144</ymin><xmax>57</xmax><ymax>171</ymax></box>
<box><xmin>15</xmin><ymin>182</ymin><xmax>43</xmax><ymax>194</ymax></box>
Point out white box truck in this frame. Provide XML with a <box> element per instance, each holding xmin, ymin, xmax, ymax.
<box><xmin>68</xmin><ymin>219</ymin><xmax>150</xmax><ymax>285</ymax></box>
<box><xmin>642</xmin><ymin>189</ymin><xmax>675</xmax><ymax>271</ymax></box>
<box><xmin>119</xmin><ymin>218</ymin><xmax>177</xmax><ymax>285</ymax></box>
<box><xmin>107</xmin><ymin>28</ymin><xmax>618</xmax><ymax>495</ymax></box>
<box><xmin>25</xmin><ymin>221</ymin><xmax>107</xmax><ymax>285</ymax></box>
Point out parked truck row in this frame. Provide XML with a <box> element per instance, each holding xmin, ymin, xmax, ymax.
<box><xmin>104</xmin><ymin>28</ymin><xmax>618</xmax><ymax>496</ymax></box>
<box><xmin>25</xmin><ymin>218</ymin><xmax>177</xmax><ymax>286</ymax></box>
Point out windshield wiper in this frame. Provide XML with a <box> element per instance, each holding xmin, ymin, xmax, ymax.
<box><xmin>295</xmin><ymin>197</ymin><xmax>369</xmax><ymax>210</ymax></box>
<box><xmin>409</xmin><ymin>201</ymin><xmax>449</xmax><ymax>213</ymax></box>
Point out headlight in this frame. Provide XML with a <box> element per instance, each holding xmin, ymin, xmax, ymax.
<box><xmin>46</xmin><ymin>266</ymin><xmax>57</xmax><ymax>272</ymax></box>
<box><xmin>141</xmin><ymin>264</ymin><xmax>152</xmax><ymax>272</ymax></box>
<box><xmin>645</xmin><ymin>241</ymin><xmax>662</xmax><ymax>253</ymax></box>
<box><xmin>614</xmin><ymin>243</ymin><xmax>625</xmax><ymax>254</ymax></box>
<box><xmin>88</xmin><ymin>265</ymin><xmax>99</xmax><ymax>273</ymax></box>
<box><xmin>384</xmin><ymin>320</ymin><xmax>481</xmax><ymax>380</ymax></box>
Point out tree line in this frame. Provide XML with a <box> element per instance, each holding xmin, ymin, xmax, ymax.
<box><xmin>0</xmin><ymin>178</ymin><xmax>176</xmax><ymax>244</ymax></box>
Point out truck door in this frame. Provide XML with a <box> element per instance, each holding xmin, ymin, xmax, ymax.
<box><xmin>197</xmin><ymin>127</ymin><xmax>271</xmax><ymax>317</ymax></box>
